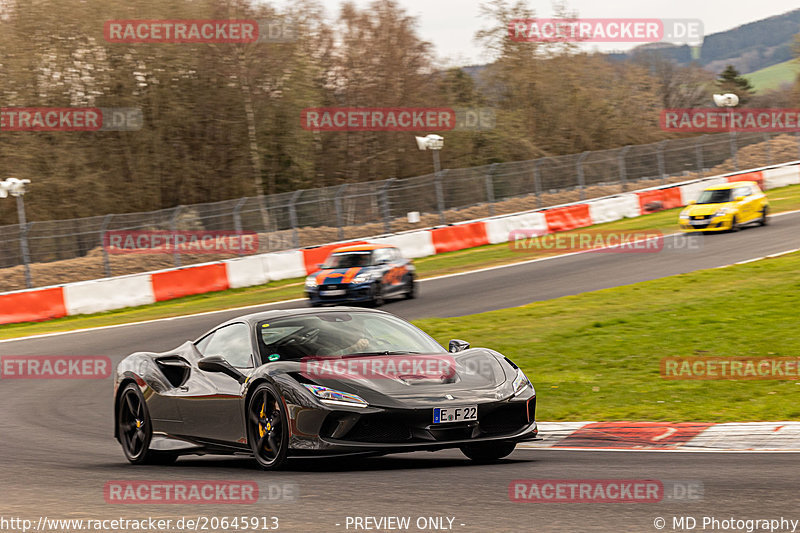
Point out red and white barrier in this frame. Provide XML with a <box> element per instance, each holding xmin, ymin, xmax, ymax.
<box><xmin>587</xmin><ymin>194</ymin><xmax>640</xmax><ymax>225</ymax></box>
<box><xmin>2</xmin><ymin>161</ymin><xmax>798</xmax><ymax>325</ymax></box>
<box><xmin>63</xmin><ymin>274</ymin><xmax>155</xmax><ymax>315</ymax></box>
<box><xmin>370</xmin><ymin>230</ymin><xmax>436</xmax><ymax>258</ymax></box>
<box><xmin>764</xmin><ymin>166</ymin><xmax>800</xmax><ymax>189</ymax></box>
<box><xmin>485</xmin><ymin>212</ymin><xmax>548</xmax><ymax>244</ymax></box>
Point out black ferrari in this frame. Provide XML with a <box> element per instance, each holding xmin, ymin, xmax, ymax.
<box><xmin>114</xmin><ymin>307</ymin><xmax>538</xmax><ymax>469</ymax></box>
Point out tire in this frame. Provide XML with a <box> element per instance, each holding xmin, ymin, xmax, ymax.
<box><xmin>460</xmin><ymin>441</ymin><xmax>516</xmax><ymax>463</ymax></box>
<box><xmin>404</xmin><ymin>276</ymin><xmax>417</xmax><ymax>300</ymax></box>
<box><xmin>369</xmin><ymin>283</ymin><xmax>384</xmax><ymax>307</ymax></box>
<box><xmin>759</xmin><ymin>206</ymin><xmax>769</xmax><ymax>226</ymax></box>
<box><xmin>729</xmin><ymin>215</ymin><xmax>739</xmax><ymax>232</ymax></box>
<box><xmin>247</xmin><ymin>382</ymin><xmax>289</xmax><ymax>470</ymax></box>
<box><xmin>117</xmin><ymin>383</ymin><xmax>177</xmax><ymax>465</ymax></box>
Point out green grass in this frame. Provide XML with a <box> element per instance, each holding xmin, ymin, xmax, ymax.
<box><xmin>2</xmin><ymin>184</ymin><xmax>800</xmax><ymax>341</ymax></box>
<box><xmin>417</xmin><ymin>251</ymin><xmax>800</xmax><ymax>422</ymax></box>
<box><xmin>745</xmin><ymin>60</ymin><xmax>799</xmax><ymax>92</ymax></box>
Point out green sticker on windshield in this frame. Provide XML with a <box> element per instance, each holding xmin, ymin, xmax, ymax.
<box><xmin>268</xmin><ymin>353</ymin><xmax>280</xmax><ymax>361</ymax></box>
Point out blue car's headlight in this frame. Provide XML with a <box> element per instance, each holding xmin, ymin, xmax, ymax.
<box><xmin>512</xmin><ymin>368</ymin><xmax>533</xmax><ymax>397</ymax></box>
<box><xmin>305</xmin><ymin>277</ymin><xmax>318</xmax><ymax>288</ymax></box>
<box><xmin>353</xmin><ymin>272</ymin><xmax>377</xmax><ymax>284</ymax></box>
<box><xmin>302</xmin><ymin>384</ymin><xmax>369</xmax><ymax>408</ymax></box>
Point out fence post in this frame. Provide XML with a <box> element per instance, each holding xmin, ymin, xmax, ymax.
<box><xmin>656</xmin><ymin>140</ymin><xmax>668</xmax><ymax>184</ymax></box>
<box><xmin>533</xmin><ymin>159</ymin><xmax>544</xmax><ymax>209</ymax></box>
<box><xmin>170</xmin><ymin>206</ymin><xmax>183</xmax><ymax>268</ymax></box>
<box><xmin>576</xmin><ymin>151</ymin><xmax>589</xmax><ymax>201</ymax></box>
<box><xmin>100</xmin><ymin>213</ymin><xmax>113</xmax><ymax>278</ymax></box>
<box><xmin>434</xmin><ymin>169</ymin><xmax>447</xmax><ymax>224</ymax></box>
<box><xmin>288</xmin><ymin>190</ymin><xmax>303</xmax><ymax>249</ymax></box>
<box><xmin>485</xmin><ymin>163</ymin><xmax>497</xmax><ymax>217</ymax></box>
<box><xmin>695</xmin><ymin>135</ymin><xmax>706</xmax><ymax>178</ymax></box>
<box><xmin>618</xmin><ymin>145</ymin><xmax>631</xmax><ymax>192</ymax></box>
<box><xmin>763</xmin><ymin>132</ymin><xmax>772</xmax><ymax>165</ymax></box>
<box><xmin>333</xmin><ymin>184</ymin><xmax>348</xmax><ymax>241</ymax></box>
<box><xmin>379</xmin><ymin>179</ymin><xmax>395</xmax><ymax>234</ymax></box>
<box><xmin>232</xmin><ymin>197</ymin><xmax>247</xmax><ymax>255</ymax></box>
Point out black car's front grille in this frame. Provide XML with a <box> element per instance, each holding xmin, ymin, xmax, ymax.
<box><xmin>344</xmin><ymin>416</ymin><xmax>413</xmax><ymax>443</ymax></box>
<box><xmin>479</xmin><ymin>403</ymin><xmax>529</xmax><ymax>436</ymax></box>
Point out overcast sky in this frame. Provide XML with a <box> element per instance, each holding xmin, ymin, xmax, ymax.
<box><xmin>283</xmin><ymin>0</ymin><xmax>800</xmax><ymax>66</ymax></box>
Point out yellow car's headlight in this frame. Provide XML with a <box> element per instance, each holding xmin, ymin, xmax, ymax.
<box><xmin>713</xmin><ymin>208</ymin><xmax>731</xmax><ymax>218</ymax></box>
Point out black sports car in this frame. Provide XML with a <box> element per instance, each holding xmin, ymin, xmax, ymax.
<box><xmin>114</xmin><ymin>307</ymin><xmax>537</xmax><ymax>469</ymax></box>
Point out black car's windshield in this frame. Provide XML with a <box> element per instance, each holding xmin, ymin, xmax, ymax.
<box><xmin>323</xmin><ymin>251</ymin><xmax>372</xmax><ymax>268</ymax></box>
<box><xmin>256</xmin><ymin>311</ymin><xmax>445</xmax><ymax>362</ymax></box>
<box><xmin>696</xmin><ymin>189</ymin><xmax>732</xmax><ymax>204</ymax></box>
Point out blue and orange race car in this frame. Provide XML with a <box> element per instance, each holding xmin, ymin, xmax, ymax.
<box><xmin>305</xmin><ymin>244</ymin><xmax>417</xmax><ymax>307</ymax></box>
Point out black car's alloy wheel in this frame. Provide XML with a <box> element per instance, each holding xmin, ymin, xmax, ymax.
<box><xmin>460</xmin><ymin>442</ymin><xmax>517</xmax><ymax>463</ymax></box>
<box><xmin>117</xmin><ymin>383</ymin><xmax>176</xmax><ymax>465</ymax></box>
<box><xmin>247</xmin><ymin>383</ymin><xmax>289</xmax><ymax>470</ymax></box>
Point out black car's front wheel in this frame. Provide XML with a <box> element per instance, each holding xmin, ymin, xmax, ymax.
<box><xmin>460</xmin><ymin>442</ymin><xmax>517</xmax><ymax>463</ymax></box>
<box><xmin>247</xmin><ymin>383</ymin><xmax>289</xmax><ymax>470</ymax></box>
<box><xmin>117</xmin><ymin>383</ymin><xmax>177</xmax><ymax>465</ymax></box>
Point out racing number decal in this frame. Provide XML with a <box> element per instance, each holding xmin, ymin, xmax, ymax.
<box><xmin>384</xmin><ymin>266</ymin><xmax>406</xmax><ymax>286</ymax></box>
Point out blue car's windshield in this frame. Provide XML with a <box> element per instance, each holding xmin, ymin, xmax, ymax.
<box><xmin>257</xmin><ymin>311</ymin><xmax>445</xmax><ymax>362</ymax></box>
<box><xmin>323</xmin><ymin>251</ymin><xmax>372</xmax><ymax>268</ymax></box>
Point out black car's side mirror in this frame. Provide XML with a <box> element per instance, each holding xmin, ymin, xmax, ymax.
<box><xmin>449</xmin><ymin>339</ymin><xmax>470</xmax><ymax>353</ymax></box>
<box><xmin>198</xmin><ymin>355</ymin><xmax>247</xmax><ymax>384</ymax></box>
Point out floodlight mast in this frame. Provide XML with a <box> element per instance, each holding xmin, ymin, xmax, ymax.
<box><xmin>713</xmin><ymin>93</ymin><xmax>740</xmax><ymax>170</ymax></box>
<box><xmin>415</xmin><ymin>134</ymin><xmax>444</xmax><ymax>174</ymax></box>
<box><xmin>0</xmin><ymin>178</ymin><xmax>32</xmax><ymax>288</ymax></box>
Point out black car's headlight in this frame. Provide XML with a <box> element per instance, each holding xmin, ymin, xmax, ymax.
<box><xmin>512</xmin><ymin>368</ymin><xmax>533</xmax><ymax>397</ymax></box>
<box><xmin>302</xmin><ymin>384</ymin><xmax>368</xmax><ymax>408</ymax></box>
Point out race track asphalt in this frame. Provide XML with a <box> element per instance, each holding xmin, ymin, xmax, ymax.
<box><xmin>1</xmin><ymin>212</ymin><xmax>799</xmax><ymax>532</ymax></box>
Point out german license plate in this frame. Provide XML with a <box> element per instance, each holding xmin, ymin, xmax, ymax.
<box><xmin>320</xmin><ymin>289</ymin><xmax>346</xmax><ymax>296</ymax></box>
<box><xmin>433</xmin><ymin>405</ymin><xmax>477</xmax><ymax>424</ymax></box>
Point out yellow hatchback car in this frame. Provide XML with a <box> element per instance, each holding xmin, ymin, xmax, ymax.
<box><xmin>679</xmin><ymin>181</ymin><xmax>769</xmax><ymax>232</ymax></box>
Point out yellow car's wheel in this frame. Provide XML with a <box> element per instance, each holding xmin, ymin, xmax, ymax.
<box><xmin>729</xmin><ymin>215</ymin><xmax>739</xmax><ymax>232</ymax></box>
<box><xmin>759</xmin><ymin>206</ymin><xmax>769</xmax><ymax>226</ymax></box>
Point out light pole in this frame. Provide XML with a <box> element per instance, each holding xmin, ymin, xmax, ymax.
<box><xmin>0</xmin><ymin>178</ymin><xmax>33</xmax><ymax>288</ymax></box>
<box><xmin>713</xmin><ymin>93</ymin><xmax>739</xmax><ymax>170</ymax></box>
<box><xmin>415</xmin><ymin>134</ymin><xmax>446</xmax><ymax>223</ymax></box>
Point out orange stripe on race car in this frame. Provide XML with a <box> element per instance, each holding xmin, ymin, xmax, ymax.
<box><xmin>315</xmin><ymin>269</ymin><xmax>335</xmax><ymax>284</ymax></box>
<box><xmin>342</xmin><ymin>267</ymin><xmax>361</xmax><ymax>283</ymax></box>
